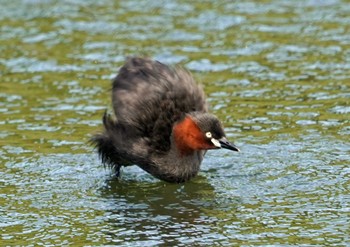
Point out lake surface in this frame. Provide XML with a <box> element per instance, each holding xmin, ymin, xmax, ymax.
<box><xmin>1</xmin><ymin>0</ymin><xmax>349</xmax><ymax>246</ymax></box>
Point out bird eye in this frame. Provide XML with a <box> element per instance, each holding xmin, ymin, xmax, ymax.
<box><xmin>205</xmin><ymin>132</ymin><xmax>212</xmax><ymax>138</ymax></box>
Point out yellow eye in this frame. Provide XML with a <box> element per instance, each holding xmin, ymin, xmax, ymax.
<box><xmin>205</xmin><ymin>132</ymin><xmax>212</xmax><ymax>138</ymax></box>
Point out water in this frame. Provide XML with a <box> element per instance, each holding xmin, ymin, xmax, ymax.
<box><xmin>1</xmin><ymin>0</ymin><xmax>349</xmax><ymax>246</ymax></box>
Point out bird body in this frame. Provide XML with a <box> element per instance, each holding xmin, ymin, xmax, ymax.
<box><xmin>91</xmin><ymin>57</ymin><xmax>239</xmax><ymax>183</ymax></box>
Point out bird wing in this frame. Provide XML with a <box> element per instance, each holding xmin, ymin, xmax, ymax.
<box><xmin>111</xmin><ymin>57</ymin><xmax>207</xmax><ymax>152</ymax></box>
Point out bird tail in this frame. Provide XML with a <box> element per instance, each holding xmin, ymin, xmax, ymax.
<box><xmin>90</xmin><ymin>112</ymin><xmax>121</xmax><ymax>174</ymax></box>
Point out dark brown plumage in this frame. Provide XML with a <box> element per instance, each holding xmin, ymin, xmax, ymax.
<box><xmin>91</xmin><ymin>57</ymin><xmax>239</xmax><ymax>183</ymax></box>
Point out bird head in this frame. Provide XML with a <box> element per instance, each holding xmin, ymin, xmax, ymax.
<box><xmin>173</xmin><ymin>112</ymin><xmax>240</xmax><ymax>155</ymax></box>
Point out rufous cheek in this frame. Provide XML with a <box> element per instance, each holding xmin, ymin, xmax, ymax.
<box><xmin>173</xmin><ymin>116</ymin><xmax>217</xmax><ymax>154</ymax></box>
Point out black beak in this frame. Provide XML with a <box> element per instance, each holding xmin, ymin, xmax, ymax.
<box><xmin>219</xmin><ymin>138</ymin><xmax>240</xmax><ymax>152</ymax></box>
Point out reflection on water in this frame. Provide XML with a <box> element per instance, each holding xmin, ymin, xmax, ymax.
<box><xmin>1</xmin><ymin>0</ymin><xmax>349</xmax><ymax>246</ymax></box>
<box><xmin>101</xmin><ymin>178</ymin><xmax>219</xmax><ymax>245</ymax></box>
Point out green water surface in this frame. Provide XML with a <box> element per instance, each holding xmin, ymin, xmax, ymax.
<box><xmin>1</xmin><ymin>0</ymin><xmax>349</xmax><ymax>246</ymax></box>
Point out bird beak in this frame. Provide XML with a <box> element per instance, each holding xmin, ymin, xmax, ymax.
<box><xmin>218</xmin><ymin>137</ymin><xmax>240</xmax><ymax>152</ymax></box>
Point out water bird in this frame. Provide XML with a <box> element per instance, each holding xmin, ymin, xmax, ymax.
<box><xmin>91</xmin><ymin>57</ymin><xmax>239</xmax><ymax>183</ymax></box>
